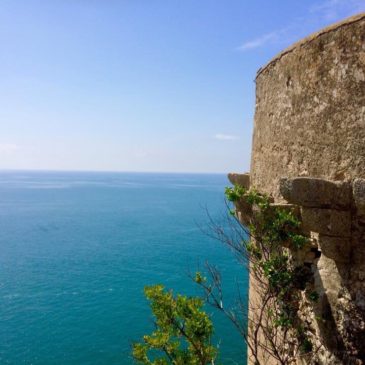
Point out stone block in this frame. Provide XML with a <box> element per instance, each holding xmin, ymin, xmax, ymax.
<box><xmin>280</xmin><ymin>177</ymin><xmax>351</xmax><ymax>209</ymax></box>
<box><xmin>317</xmin><ymin>235</ymin><xmax>351</xmax><ymax>263</ymax></box>
<box><xmin>353</xmin><ymin>178</ymin><xmax>365</xmax><ymax>214</ymax></box>
<box><xmin>236</xmin><ymin>211</ymin><xmax>251</xmax><ymax>227</ymax></box>
<box><xmin>235</xmin><ymin>199</ymin><xmax>253</xmax><ymax>226</ymax></box>
<box><xmin>268</xmin><ymin>203</ymin><xmax>300</xmax><ymax>216</ymax></box>
<box><xmin>301</xmin><ymin>207</ymin><xmax>351</xmax><ymax>237</ymax></box>
<box><xmin>317</xmin><ymin>255</ymin><xmax>343</xmax><ymax>295</ymax></box>
<box><xmin>228</xmin><ymin>173</ymin><xmax>250</xmax><ymax>189</ymax></box>
<box><xmin>304</xmin><ymin>251</ymin><xmax>317</xmax><ymax>262</ymax></box>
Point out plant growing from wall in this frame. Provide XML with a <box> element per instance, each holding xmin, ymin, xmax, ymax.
<box><xmin>133</xmin><ymin>185</ymin><xmax>318</xmax><ymax>365</ymax></box>
<box><xmin>195</xmin><ymin>185</ymin><xmax>317</xmax><ymax>364</ymax></box>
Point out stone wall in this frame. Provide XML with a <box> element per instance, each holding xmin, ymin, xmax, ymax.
<box><xmin>251</xmin><ymin>13</ymin><xmax>365</xmax><ymax>198</ymax></box>
<box><xmin>231</xmin><ymin>13</ymin><xmax>365</xmax><ymax>365</ymax></box>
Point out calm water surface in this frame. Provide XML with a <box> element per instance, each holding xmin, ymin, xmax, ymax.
<box><xmin>0</xmin><ymin>171</ymin><xmax>247</xmax><ymax>364</ymax></box>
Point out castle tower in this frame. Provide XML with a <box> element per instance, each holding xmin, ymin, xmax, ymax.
<box><xmin>231</xmin><ymin>13</ymin><xmax>365</xmax><ymax>364</ymax></box>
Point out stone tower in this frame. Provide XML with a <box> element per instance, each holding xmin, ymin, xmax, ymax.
<box><xmin>230</xmin><ymin>13</ymin><xmax>365</xmax><ymax>364</ymax></box>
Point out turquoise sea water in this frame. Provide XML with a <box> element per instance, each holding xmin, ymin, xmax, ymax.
<box><xmin>0</xmin><ymin>171</ymin><xmax>247</xmax><ymax>365</ymax></box>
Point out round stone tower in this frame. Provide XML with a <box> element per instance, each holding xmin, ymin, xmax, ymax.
<box><xmin>251</xmin><ymin>13</ymin><xmax>365</xmax><ymax>198</ymax></box>
<box><xmin>247</xmin><ymin>13</ymin><xmax>364</xmax><ymax>364</ymax></box>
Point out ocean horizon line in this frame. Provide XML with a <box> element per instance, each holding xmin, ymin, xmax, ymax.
<box><xmin>0</xmin><ymin>168</ymin><xmax>231</xmax><ymax>175</ymax></box>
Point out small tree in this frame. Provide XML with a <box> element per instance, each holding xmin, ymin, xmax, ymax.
<box><xmin>132</xmin><ymin>285</ymin><xmax>218</xmax><ymax>365</ymax></box>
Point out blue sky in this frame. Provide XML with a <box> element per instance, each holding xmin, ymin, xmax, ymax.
<box><xmin>0</xmin><ymin>0</ymin><xmax>364</xmax><ymax>173</ymax></box>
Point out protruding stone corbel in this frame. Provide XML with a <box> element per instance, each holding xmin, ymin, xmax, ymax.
<box><xmin>280</xmin><ymin>177</ymin><xmax>351</xmax><ymax>209</ymax></box>
<box><xmin>227</xmin><ymin>173</ymin><xmax>251</xmax><ymax>225</ymax></box>
<box><xmin>228</xmin><ymin>172</ymin><xmax>250</xmax><ymax>189</ymax></box>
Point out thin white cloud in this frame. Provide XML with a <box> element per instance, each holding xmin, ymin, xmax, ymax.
<box><xmin>311</xmin><ymin>0</ymin><xmax>342</xmax><ymax>20</ymax></box>
<box><xmin>0</xmin><ymin>144</ymin><xmax>19</xmax><ymax>154</ymax></box>
<box><xmin>310</xmin><ymin>0</ymin><xmax>365</xmax><ymax>21</ymax></box>
<box><xmin>237</xmin><ymin>31</ymin><xmax>282</xmax><ymax>51</ymax></box>
<box><xmin>237</xmin><ymin>0</ymin><xmax>365</xmax><ymax>52</ymax></box>
<box><xmin>214</xmin><ymin>134</ymin><xmax>239</xmax><ymax>141</ymax></box>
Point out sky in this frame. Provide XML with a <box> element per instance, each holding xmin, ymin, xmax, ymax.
<box><xmin>0</xmin><ymin>0</ymin><xmax>364</xmax><ymax>173</ymax></box>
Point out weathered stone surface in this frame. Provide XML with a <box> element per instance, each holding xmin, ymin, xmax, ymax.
<box><xmin>228</xmin><ymin>172</ymin><xmax>250</xmax><ymax>189</ymax></box>
<box><xmin>267</xmin><ymin>202</ymin><xmax>299</xmax><ymax>212</ymax></box>
<box><xmin>251</xmin><ymin>13</ymin><xmax>365</xmax><ymax>200</ymax></box>
<box><xmin>280</xmin><ymin>177</ymin><xmax>351</xmax><ymax>209</ymax></box>
<box><xmin>235</xmin><ymin>199</ymin><xmax>252</xmax><ymax>226</ymax></box>
<box><xmin>301</xmin><ymin>207</ymin><xmax>351</xmax><ymax>237</ymax></box>
<box><xmin>353</xmin><ymin>178</ymin><xmax>365</xmax><ymax>213</ymax></box>
<box><xmin>235</xmin><ymin>202</ymin><xmax>300</xmax><ymax>228</ymax></box>
<box><xmin>247</xmin><ymin>13</ymin><xmax>365</xmax><ymax>365</ymax></box>
<box><xmin>316</xmin><ymin>234</ymin><xmax>351</xmax><ymax>263</ymax></box>
<box><xmin>316</xmin><ymin>255</ymin><xmax>343</xmax><ymax>299</ymax></box>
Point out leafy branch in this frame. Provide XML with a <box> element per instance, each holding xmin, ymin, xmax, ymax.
<box><xmin>132</xmin><ymin>285</ymin><xmax>218</xmax><ymax>365</ymax></box>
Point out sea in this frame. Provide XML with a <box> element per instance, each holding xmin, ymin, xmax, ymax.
<box><xmin>0</xmin><ymin>171</ymin><xmax>248</xmax><ymax>365</ymax></box>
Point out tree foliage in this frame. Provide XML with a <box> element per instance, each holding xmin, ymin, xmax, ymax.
<box><xmin>132</xmin><ymin>285</ymin><xmax>218</xmax><ymax>365</ymax></box>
